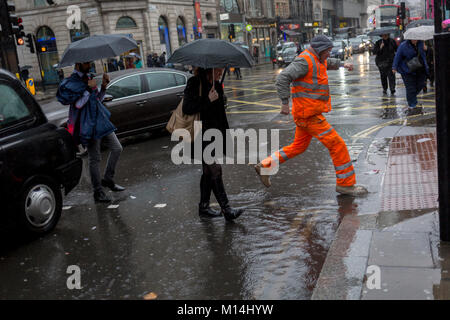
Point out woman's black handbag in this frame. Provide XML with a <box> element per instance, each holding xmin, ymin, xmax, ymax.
<box><xmin>406</xmin><ymin>54</ymin><xmax>424</xmax><ymax>73</ymax></box>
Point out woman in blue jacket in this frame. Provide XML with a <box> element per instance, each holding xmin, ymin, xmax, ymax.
<box><xmin>392</xmin><ymin>39</ymin><xmax>429</xmax><ymax>115</ymax></box>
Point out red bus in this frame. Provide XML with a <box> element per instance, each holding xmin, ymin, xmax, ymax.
<box><xmin>372</xmin><ymin>4</ymin><xmax>411</xmax><ymax>29</ymax></box>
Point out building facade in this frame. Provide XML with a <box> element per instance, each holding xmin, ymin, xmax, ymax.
<box><xmin>13</xmin><ymin>0</ymin><xmax>219</xmax><ymax>84</ymax></box>
<box><xmin>218</xmin><ymin>0</ymin><xmax>277</xmax><ymax>58</ymax></box>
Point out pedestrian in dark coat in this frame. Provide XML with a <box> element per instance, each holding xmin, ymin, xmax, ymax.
<box><xmin>393</xmin><ymin>39</ymin><xmax>429</xmax><ymax>115</ymax></box>
<box><xmin>118</xmin><ymin>57</ymin><xmax>125</xmax><ymax>70</ymax></box>
<box><xmin>147</xmin><ymin>54</ymin><xmax>154</xmax><ymax>68</ymax></box>
<box><xmin>373</xmin><ymin>33</ymin><xmax>397</xmax><ymax>94</ymax></box>
<box><xmin>56</xmin><ymin>62</ymin><xmax>125</xmax><ymax>203</ymax></box>
<box><xmin>182</xmin><ymin>67</ymin><xmax>244</xmax><ymax>221</ymax></box>
<box><xmin>159</xmin><ymin>52</ymin><xmax>166</xmax><ymax>67</ymax></box>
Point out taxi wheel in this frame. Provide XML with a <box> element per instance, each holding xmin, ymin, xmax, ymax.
<box><xmin>17</xmin><ymin>176</ymin><xmax>62</xmax><ymax>235</ymax></box>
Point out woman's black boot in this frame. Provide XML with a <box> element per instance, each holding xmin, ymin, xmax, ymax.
<box><xmin>211</xmin><ymin>176</ymin><xmax>244</xmax><ymax>221</ymax></box>
<box><xmin>199</xmin><ymin>202</ymin><xmax>222</xmax><ymax>217</ymax></box>
<box><xmin>199</xmin><ymin>174</ymin><xmax>221</xmax><ymax>217</ymax></box>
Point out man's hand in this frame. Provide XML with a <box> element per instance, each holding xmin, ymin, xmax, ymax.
<box><xmin>88</xmin><ymin>79</ymin><xmax>97</xmax><ymax>89</ymax></box>
<box><xmin>380</xmin><ymin>42</ymin><xmax>384</xmax><ymax>49</ymax></box>
<box><xmin>280</xmin><ymin>103</ymin><xmax>290</xmax><ymax>115</ymax></box>
<box><xmin>102</xmin><ymin>73</ymin><xmax>110</xmax><ymax>88</ymax></box>
<box><xmin>343</xmin><ymin>63</ymin><xmax>354</xmax><ymax>71</ymax></box>
<box><xmin>208</xmin><ymin>87</ymin><xmax>219</xmax><ymax>102</ymax></box>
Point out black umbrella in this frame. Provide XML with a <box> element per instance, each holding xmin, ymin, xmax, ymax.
<box><xmin>58</xmin><ymin>34</ymin><xmax>138</xmax><ymax>67</ymax></box>
<box><xmin>367</xmin><ymin>27</ymin><xmax>399</xmax><ymax>37</ymax></box>
<box><xmin>406</xmin><ymin>19</ymin><xmax>434</xmax><ymax>30</ymax></box>
<box><xmin>167</xmin><ymin>38</ymin><xmax>254</xmax><ymax>69</ymax></box>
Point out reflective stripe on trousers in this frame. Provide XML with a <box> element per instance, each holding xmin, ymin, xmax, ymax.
<box><xmin>261</xmin><ymin>117</ymin><xmax>356</xmax><ymax>187</ymax></box>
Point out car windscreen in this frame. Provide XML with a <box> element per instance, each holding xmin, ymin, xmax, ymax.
<box><xmin>333</xmin><ymin>42</ymin><xmax>343</xmax><ymax>48</ymax></box>
<box><xmin>282</xmin><ymin>48</ymin><xmax>297</xmax><ymax>55</ymax></box>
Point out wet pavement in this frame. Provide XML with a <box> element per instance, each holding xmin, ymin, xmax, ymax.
<box><xmin>0</xmin><ymin>52</ymin><xmax>439</xmax><ymax>299</ymax></box>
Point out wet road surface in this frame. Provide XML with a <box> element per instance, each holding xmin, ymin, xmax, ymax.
<box><xmin>0</xmin><ymin>53</ymin><xmax>436</xmax><ymax>299</ymax></box>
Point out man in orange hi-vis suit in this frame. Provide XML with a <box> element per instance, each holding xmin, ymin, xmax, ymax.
<box><xmin>255</xmin><ymin>35</ymin><xmax>368</xmax><ymax>196</ymax></box>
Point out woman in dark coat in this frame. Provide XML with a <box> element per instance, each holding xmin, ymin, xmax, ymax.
<box><xmin>392</xmin><ymin>39</ymin><xmax>429</xmax><ymax>116</ymax></box>
<box><xmin>182</xmin><ymin>67</ymin><xmax>244</xmax><ymax>221</ymax></box>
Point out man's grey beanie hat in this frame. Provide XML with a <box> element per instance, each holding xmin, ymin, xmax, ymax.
<box><xmin>310</xmin><ymin>35</ymin><xmax>333</xmax><ymax>53</ymax></box>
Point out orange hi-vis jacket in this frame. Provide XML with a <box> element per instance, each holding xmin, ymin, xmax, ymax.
<box><xmin>261</xmin><ymin>48</ymin><xmax>357</xmax><ymax>187</ymax></box>
<box><xmin>291</xmin><ymin>48</ymin><xmax>332</xmax><ymax>120</ymax></box>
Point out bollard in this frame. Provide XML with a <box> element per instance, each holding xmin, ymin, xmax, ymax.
<box><xmin>434</xmin><ymin>32</ymin><xmax>450</xmax><ymax>241</ymax></box>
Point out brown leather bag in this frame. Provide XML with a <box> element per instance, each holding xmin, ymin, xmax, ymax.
<box><xmin>166</xmin><ymin>81</ymin><xmax>202</xmax><ymax>142</ymax></box>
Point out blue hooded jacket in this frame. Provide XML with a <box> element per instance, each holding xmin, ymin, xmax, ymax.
<box><xmin>392</xmin><ymin>40</ymin><xmax>429</xmax><ymax>76</ymax></box>
<box><xmin>57</xmin><ymin>72</ymin><xmax>116</xmax><ymax>146</ymax></box>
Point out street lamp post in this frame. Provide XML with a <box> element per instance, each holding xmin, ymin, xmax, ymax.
<box><xmin>434</xmin><ymin>0</ymin><xmax>450</xmax><ymax>241</ymax></box>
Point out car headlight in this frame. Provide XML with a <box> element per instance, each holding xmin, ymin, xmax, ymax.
<box><xmin>359</xmin><ymin>44</ymin><xmax>364</xmax><ymax>47</ymax></box>
<box><xmin>338</xmin><ymin>49</ymin><xmax>343</xmax><ymax>53</ymax></box>
<box><xmin>277</xmin><ymin>57</ymin><xmax>283</xmax><ymax>61</ymax></box>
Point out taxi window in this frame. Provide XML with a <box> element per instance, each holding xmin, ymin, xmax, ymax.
<box><xmin>0</xmin><ymin>83</ymin><xmax>32</xmax><ymax>129</ymax></box>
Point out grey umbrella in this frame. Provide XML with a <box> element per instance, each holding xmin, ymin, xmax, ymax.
<box><xmin>406</xmin><ymin>19</ymin><xmax>434</xmax><ymax>30</ymax></box>
<box><xmin>403</xmin><ymin>25</ymin><xmax>434</xmax><ymax>41</ymax></box>
<box><xmin>167</xmin><ymin>38</ymin><xmax>254</xmax><ymax>69</ymax></box>
<box><xmin>58</xmin><ymin>34</ymin><xmax>138</xmax><ymax>67</ymax></box>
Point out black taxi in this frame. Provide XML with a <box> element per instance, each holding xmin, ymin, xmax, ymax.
<box><xmin>0</xmin><ymin>69</ymin><xmax>82</xmax><ymax>235</ymax></box>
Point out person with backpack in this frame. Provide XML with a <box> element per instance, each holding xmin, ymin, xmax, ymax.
<box><xmin>392</xmin><ymin>39</ymin><xmax>429</xmax><ymax>116</ymax></box>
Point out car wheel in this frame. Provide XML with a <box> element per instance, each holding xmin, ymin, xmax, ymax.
<box><xmin>17</xmin><ymin>176</ymin><xmax>62</xmax><ymax>235</ymax></box>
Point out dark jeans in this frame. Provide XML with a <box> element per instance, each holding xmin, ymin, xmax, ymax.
<box><xmin>87</xmin><ymin>132</ymin><xmax>123</xmax><ymax>193</ymax></box>
<box><xmin>234</xmin><ymin>68</ymin><xmax>241</xmax><ymax>79</ymax></box>
<box><xmin>401</xmin><ymin>72</ymin><xmax>427</xmax><ymax>108</ymax></box>
<box><xmin>379</xmin><ymin>67</ymin><xmax>395</xmax><ymax>92</ymax></box>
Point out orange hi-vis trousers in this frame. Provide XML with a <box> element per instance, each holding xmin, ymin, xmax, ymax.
<box><xmin>261</xmin><ymin>115</ymin><xmax>356</xmax><ymax>187</ymax></box>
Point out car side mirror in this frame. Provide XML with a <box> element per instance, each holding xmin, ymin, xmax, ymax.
<box><xmin>103</xmin><ymin>94</ymin><xmax>113</xmax><ymax>102</ymax></box>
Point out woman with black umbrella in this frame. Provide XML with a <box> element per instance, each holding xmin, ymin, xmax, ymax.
<box><xmin>182</xmin><ymin>67</ymin><xmax>244</xmax><ymax>221</ymax></box>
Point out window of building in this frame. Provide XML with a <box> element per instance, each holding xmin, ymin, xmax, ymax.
<box><xmin>159</xmin><ymin>16</ymin><xmax>171</xmax><ymax>53</ymax></box>
<box><xmin>177</xmin><ymin>17</ymin><xmax>187</xmax><ymax>47</ymax></box>
<box><xmin>34</xmin><ymin>0</ymin><xmax>48</xmax><ymax>7</ymax></box>
<box><xmin>70</xmin><ymin>22</ymin><xmax>90</xmax><ymax>42</ymax></box>
<box><xmin>116</xmin><ymin>16</ymin><xmax>138</xmax><ymax>29</ymax></box>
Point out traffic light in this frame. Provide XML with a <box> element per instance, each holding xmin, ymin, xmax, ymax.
<box><xmin>228</xmin><ymin>24</ymin><xmax>235</xmax><ymax>40</ymax></box>
<box><xmin>15</xmin><ymin>17</ymin><xmax>25</xmax><ymax>46</ymax></box>
<box><xmin>25</xmin><ymin>33</ymin><xmax>35</xmax><ymax>53</ymax></box>
<box><xmin>400</xmin><ymin>2</ymin><xmax>406</xmax><ymax>20</ymax></box>
<box><xmin>5</xmin><ymin>1</ymin><xmax>19</xmax><ymax>35</ymax></box>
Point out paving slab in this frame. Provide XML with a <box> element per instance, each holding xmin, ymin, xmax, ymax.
<box><xmin>312</xmin><ymin>255</ymin><xmax>368</xmax><ymax>300</ymax></box>
<box><xmin>368</xmin><ymin>231</ymin><xmax>434</xmax><ymax>268</ymax></box>
<box><xmin>361</xmin><ymin>266</ymin><xmax>441</xmax><ymax>300</ymax></box>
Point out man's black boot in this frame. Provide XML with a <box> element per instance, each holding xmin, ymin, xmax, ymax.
<box><xmin>199</xmin><ymin>202</ymin><xmax>222</xmax><ymax>217</ymax></box>
<box><xmin>101</xmin><ymin>179</ymin><xmax>125</xmax><ymax>192</ymax></box>
<box><xmin>94</xmin><ymin>190</ymin><xmax>111</xmax><ymax>203</ymax></box>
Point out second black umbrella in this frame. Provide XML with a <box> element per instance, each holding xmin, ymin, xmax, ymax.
<box><xmin>167</xmin><ymin>38</ymin><xmax>254</xmax><ymax>69</ymax></box>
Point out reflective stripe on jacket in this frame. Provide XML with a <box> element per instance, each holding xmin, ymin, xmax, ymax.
<box><xmin>291</xmin><ymin>49</ymin><xmax>332</xmax><ymax>120</ymax></box>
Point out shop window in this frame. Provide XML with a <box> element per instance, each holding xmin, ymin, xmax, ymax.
<box><xmin>116</xmin><ymin>16</ymin><xmax>138</xmax><ymax>29</ymax></box>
